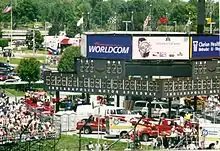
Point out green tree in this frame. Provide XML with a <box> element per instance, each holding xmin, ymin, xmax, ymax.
<box><xmin>26</xmin><ymin>29</ymin><xmax>44</xmax><ymax>49</ymax></box>
<box><xmin>58</xmin><ymin>46</ymin><xmax>81</xmax><ymax>72</ymax></box>
<box><xmin>0</xmin><ymin>39</ymin><xmax>8</xmax><ymax>51</ymax></box>
<box><xmin>17</xmin><ymin>58</ymin><xmax>41</xmax><ymax>86</ymax></box>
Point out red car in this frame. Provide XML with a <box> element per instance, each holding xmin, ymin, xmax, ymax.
<box><xmin>0</xmin><ymin>75</ymin><xmax>8</xmax><ymax>81</ymax></box>
<box><xmin>76</xmin><ymin>117</ymin><xmax>106</xmax><ymax>134</ymax></box>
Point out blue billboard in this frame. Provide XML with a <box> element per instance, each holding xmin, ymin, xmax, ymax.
<box><xmin>87</xmin><ymin>35</ymin><xmax>132</xmax><ymax>60</ymax></box>
<box><xmin>191</xmin><ymin>36</ymin><xmax>220</xmax><ymax>59</ymax></box>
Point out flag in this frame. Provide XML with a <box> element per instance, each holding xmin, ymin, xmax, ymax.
<box><xmin>206</xmin><ymin>17</ymin><xmax>212</xmax><ymax>24</ymax></box>
<box><xmin>143</xmin><ymin>16</ymin><xmax>151</xmax><ymax>28</ymax></box>
<box><xmin>159</xmin><ymin>17</ymin><xmax>168</xmax><ymax>24</ymax></box>
<box><xmin>77</xmin><ymin>17</ymin><xmax>83</xmax><ymax>26</ymax></box>
<box><xmin>2</xmin><ymin>4</ymin><xmax>12</xmax><ymax>13</ymax></box>
<box><xmin>186</xmin><ymin>19</ymin><xmax>192</xmax><ymax>26</ymax></box>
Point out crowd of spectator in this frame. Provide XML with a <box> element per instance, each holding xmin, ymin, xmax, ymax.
<box><xmin>0</xmin><ymin>90</ymin><xmax>57</xmax><ymax>144</ymax></box>
<box><xmin>45</xmin><ymin>55</ymin><xmax>60</xmax><ymax>66</ymax></box>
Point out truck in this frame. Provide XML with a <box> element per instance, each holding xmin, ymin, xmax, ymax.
<box><xmin>105</xmin><ymin>116</ymin><xmax>134</xmax><ymax>138</ymax></box>
<box><xmin>76</xmin><ymin>117</ymin><xmax>106</xmax><ymax>134</ymax></box>
<box><xmin>135</xmin><ymin>119</ymin><xmax>184</xmax><ymax>141</ymax></box>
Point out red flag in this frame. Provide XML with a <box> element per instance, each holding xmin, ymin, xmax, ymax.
<box><xmin>159</xmin><ymin>17</ymin><xmax>168</xmax><ymax>24</ymax></box>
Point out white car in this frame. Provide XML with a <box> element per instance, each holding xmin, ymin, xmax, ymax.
<box><xmin>3</xmin><ymin>78</ymin><xmax>21</xmax><ymax>83</ymax></box>
<box><xmin>141</xmin><ymin>101</ymin><xmax>177</xmax><ymax>118</ymax></box>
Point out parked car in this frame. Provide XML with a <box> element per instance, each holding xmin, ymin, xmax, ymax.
<box><xmin>0</xmin><ymin>62</ymin><xmax>14</xmax><ymax>71</ymax></box>
<box><xmin>171</xmin><ymin>104</ymin><xmax>194</xmax><ymax>116</ymax></box>
<box><xmin>141</xmin><ymin>102</ymin><xmax>177</xmax><ymax>118</ymax></box>
<box><xmin>0</xmin><ymin>73</ymin><xmax>8</xmax><ymax>81</ymax></box>
<box><xmin>76</xmin><ymin>117</ymin><xmax>106</xmax><ymax>134</ymax></box>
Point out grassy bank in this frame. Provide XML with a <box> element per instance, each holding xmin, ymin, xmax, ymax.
<box><xmin>56</xmin><ymin>134</ymin><xmax>152</xmax><ymax>151</ymax></box>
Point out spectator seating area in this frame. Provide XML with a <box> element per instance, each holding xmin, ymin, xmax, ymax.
<box><xmin>0</xmin><ymin>90</ymin><xmax>58</xmax><ymax>144</ymax></box>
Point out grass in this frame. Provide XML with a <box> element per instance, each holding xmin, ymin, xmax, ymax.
<box><xmin>0</xmin><ymin>56</ymin><xmax>46</xmax><ymax>65</ymax></box>
<box><xmin>0</xmin><ymin>57</ymin><xmax>22</xmax><ymax>64</ymax></box>
<box><xmin>55</xmin><ymin>134</ymin><xmax>153</xmax><ymax>151</ymax></box>
<box><xmin>4</xmin><ymin>88</ymin><xmax>25</xmax><ymax>96</ymax></box>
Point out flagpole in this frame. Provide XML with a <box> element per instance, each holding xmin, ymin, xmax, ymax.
<box><xmin>82</xmin><ymin>12</ymin><xmax>84</xmax><ymax>32</ymax></box>
<box><xmin>10</xmin><ymin>0</ymin><xmax>13</xmax><ymax>61</ymax></box>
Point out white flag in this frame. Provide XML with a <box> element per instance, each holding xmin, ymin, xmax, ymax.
<box><xmin>77</xmin><ymin>17</ymin><xmax>83</xmax><ymax>26</ymax></box>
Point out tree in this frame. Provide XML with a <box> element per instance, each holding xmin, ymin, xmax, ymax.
<box><xmin>17</xmin><ymin>58</ymin><xmax>41</xmax><ymax>85</ymax></box>
<box><xmin>0</xmin><ymin>39</ymin><xmax>8</xmax><ymax>51</ymax></box>
<box><xmin>26</xmin><ymin>29</ymin><xmax>44</xmax><ymax>49</ymax></box>
<box><xmin>58</xmin><ymin>46</ymin><xmax>81</xmax><ymax>72</ymax></box>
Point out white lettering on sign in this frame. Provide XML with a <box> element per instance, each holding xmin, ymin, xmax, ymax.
<box><xmin>89</xmin><ymin>46</ymin><xmax>130</xmax><ymax>54</ymax></box>
<box><xmin>193</xmin><ymin>40</ymin><xmax>220</xmax><ymax>52</ymax></box>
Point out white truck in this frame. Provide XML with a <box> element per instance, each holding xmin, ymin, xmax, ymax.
<box><xmin>105</xmin><ymin>116</ymin><xmax>134</xmax><ymax>138</ymax></box>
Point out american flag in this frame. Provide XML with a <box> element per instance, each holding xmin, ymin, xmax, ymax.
<box><xmin>2</xmin><ymin>0</ymin><xmax>12</xmax><ymax>14</ymax></box>
<box><xmin>143</xmin><ymin>16</ymin><xmax>151</xmax><ymax>28</ymax></box>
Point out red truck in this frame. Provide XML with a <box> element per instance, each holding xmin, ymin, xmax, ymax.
<box><xmin>135</xmin><ymin>119</ymin><xmax>184</xmax><ymax>141</ymax></box>
<box><xmin>76</xmin><ymin>117</ymin><xmax>106</xmax><ymax>134</ymax></box>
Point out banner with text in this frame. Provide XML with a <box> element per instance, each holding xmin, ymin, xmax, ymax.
<box><xmin>132</xmin><ymin>36</ymin><xmax>189</xmax><ymax>60</ymax></box>
<box><xmin>87</xmin><ymin>35</ymin><xmax>132</xmax><ymax>60</ymax></box>
<box><xmin>191</xmin><ymin>36</ymin><xmax>220</xmax><ymax>59</ymax></box>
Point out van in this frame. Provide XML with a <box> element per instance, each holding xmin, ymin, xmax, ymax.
<box><xmin>133</xmin><ymin>100</ymin><xmax>148</xmax><ymax>111</ymax></box>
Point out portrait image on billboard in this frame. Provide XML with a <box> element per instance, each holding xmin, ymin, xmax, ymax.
<box><xmin>86</xmin><ymin>35</ymin><xmax>132</xmax><ymax>60</ymax></box>
<box><xmin>191</xmin><ymin>35</ymin><xmax>220</xmax><ymax>59</ymax></box>
<box><xmin>132</xmin><ymin>36</ymin><xmax>190</xmax><ymax>60</ymax></box>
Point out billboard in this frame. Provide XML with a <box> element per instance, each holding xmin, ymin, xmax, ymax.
<box><xmin>191</xmin><ymin>36</ymin><xmax>220</xmax><ymax>59</ymax></box>
<box><xmin>87</xmin><ymin>35</ymin><xmax>132</xmax><ymax>60</ymax></box>
<box><xmin>132</xmin><ymin>36</ymin><xmax>189</xmax><ymax>60</ymax></box>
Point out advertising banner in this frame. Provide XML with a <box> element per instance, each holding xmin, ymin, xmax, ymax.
<box><xmin>132</xmin><ymin>36</ymin><xmax>189</xmax><ymax>60</ymax></box>
<box><xmin>191</xmin><ymin>36</ymin><xmax>220</xmax><ymax>59</ymax></box>
<box><xmin>87</xmin><ymin>35</ymin><xmax>132</xmax><ymax>60</ymax></box>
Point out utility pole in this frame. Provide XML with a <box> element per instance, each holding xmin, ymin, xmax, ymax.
<box><xmin>33</xmin><ymin>30</ymin><xmax>35</xmax><ymax>55</ymax></box>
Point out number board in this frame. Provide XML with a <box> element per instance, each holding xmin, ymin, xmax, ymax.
<box><xmin>75</xmin><ymin>58</ymin><xmax>125</xmax><ymax>78</ymax></box>
<box><xmin>162</xmin><ymin>76</ymin><xmax>220</xmax><ymax>97</ymax></box>
<box><xmin>43</xmin><ymin>71</ymin><xmax>159</xmax><ymax>96</ymax></box>
<box><xmin>192</xmin><ymin>60</ymin><xmax>220</xmax><ymax>79</ymax></box>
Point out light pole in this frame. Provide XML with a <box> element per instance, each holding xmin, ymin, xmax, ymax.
<box><xmin>166</xmin><ymin>12</ymin><xmax>168</xmax><ymax>32</ymax></box>
<box><xmin>209</xmin><ymin>1</ymin><xmax>213</xmax><ymax>34</ymax></box>
<box><xmin>123</xmin><ymin>21</ymin><xmax>131</xmax><ymax>31</ymax></box>
<box><xmin>149</xmin><ymin>4</ymin><xmax>152</xmax><ymax>31</ymax></box>
<box><xmin>131</xmin><ymin>11</ymin><xmax>134</xmax><ymax>30</ymax></box>
<box><xmin>33</xmin><ymin>19</ymin><xmax>37</xmax><ymax>55</ymax></box>
<box><xmin>188</xmin><ymin>12</ymin><xmax>191</xmax><ymax>34</ymax></box>
<box><xmin>114</xmin><ymin>12</ymin><xmax>117</xmax><ymax>31</ymax></box>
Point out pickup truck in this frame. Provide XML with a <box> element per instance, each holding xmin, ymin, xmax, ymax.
<box><xmin>135</xmin><ymin>119</ymin><xmax>184</xmax><ymax>141</ymax></box>
<box><xmin>76</xmin><ymin>117</ymin><xmax>106</xmax><ymax>134</ymax></box>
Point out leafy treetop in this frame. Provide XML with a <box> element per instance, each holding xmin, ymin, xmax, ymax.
<box><xmin>58</xmin><ymin>46</ymin><xmax>81</xmax><ymax>72</ymax></box>
<box><xmin>17</xmin><ymin>58</ymin><xmax>41</xmax><ymax>83</ymax></box>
